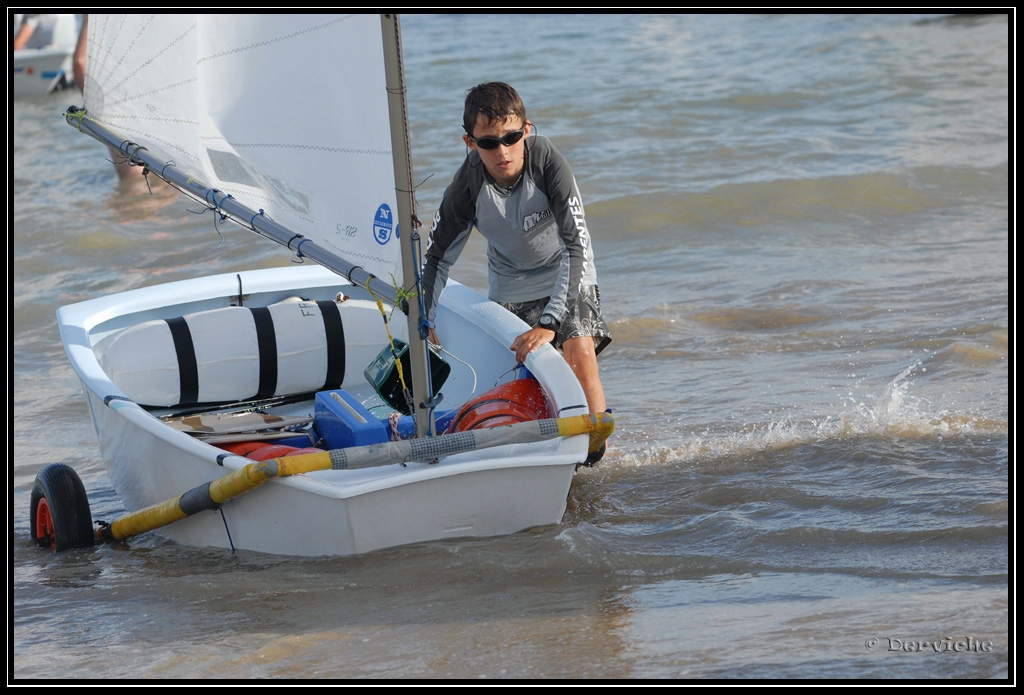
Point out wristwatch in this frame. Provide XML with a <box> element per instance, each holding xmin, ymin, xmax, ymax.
<box><xmin>537</xmin><ymin>313</ymin><xmax>560</xmax><ymax>332</ymax></box>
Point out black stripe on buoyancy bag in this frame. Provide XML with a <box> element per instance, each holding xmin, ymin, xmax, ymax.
<box><xmin>250</xmin><ymin>306</ymin><xmax>278</xmax><ymax>400</ymax></box>
<box><xmin>316</xmin><ymin>300</ymin><xmax>345</xmax><ymax>391</ymax></box>
<box><xmin>97</xmin><ymin>300</ymin><xmax>361</xmax><ymax>408</ymax></box>
<box><xmin>165</xmin><ymin>316</ymin><xmax>199</xmax><ymax>405</ymax></box>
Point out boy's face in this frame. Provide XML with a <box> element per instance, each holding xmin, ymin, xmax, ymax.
<box><xmin>463</xmin><ymin>115</ymin><xmax>532</xmax><ymax>188</ymax></box>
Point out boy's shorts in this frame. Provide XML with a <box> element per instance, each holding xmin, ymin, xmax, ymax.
<box><xmin>500</xmin><ymin>284</ymin><xmax>611</xmax><ymax>355</ymax></box>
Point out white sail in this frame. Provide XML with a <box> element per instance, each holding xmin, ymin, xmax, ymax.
<box><xmin>83</xmin><ymin>14</ymin><xmax>401</xmax><ymax>282</ymax></box>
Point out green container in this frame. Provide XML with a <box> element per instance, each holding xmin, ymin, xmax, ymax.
<box><xmin>364</xmin><ymin>339</ymin><xmax>451</xmax><ymax>415</ymax></box>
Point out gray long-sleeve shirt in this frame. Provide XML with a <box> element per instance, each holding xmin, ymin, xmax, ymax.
<box><xmin>421</xmin><ymin>134</ymin><xmax>598</xmax><ymax>325</ymax></box>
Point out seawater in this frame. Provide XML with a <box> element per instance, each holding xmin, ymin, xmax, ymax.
<box><xmin>11</xmin><ymin>13</ymin><xmax>1009</xmax><ymax>680</ymax></box>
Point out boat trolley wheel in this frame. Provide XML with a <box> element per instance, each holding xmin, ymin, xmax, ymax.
<box><xmin>30</xmin><ymin>463</ymin><xmax>94</xmax><ymax>551</ymax></box>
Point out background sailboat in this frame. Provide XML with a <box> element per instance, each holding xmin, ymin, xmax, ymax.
<box><xmin>11</xmin><ymin>13</ymin><xmax>80</xmax><ymax>97</ymax></box>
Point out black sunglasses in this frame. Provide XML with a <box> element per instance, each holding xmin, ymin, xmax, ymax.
<box><xmin>470</xmin><ymin>128</ymin><xmax>526</xmax><ymax>150</ymax></box>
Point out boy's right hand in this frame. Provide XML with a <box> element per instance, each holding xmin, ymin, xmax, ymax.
<box><xmin>427</xmin><ymin>328</ymin><xmax>441</xmax><ymax>349</ymax></box>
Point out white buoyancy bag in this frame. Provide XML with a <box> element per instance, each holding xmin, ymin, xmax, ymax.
<box><xmin>98</xmin><ymin>298</ymin><xmax>394</xmax><ymax>407</ymax></box>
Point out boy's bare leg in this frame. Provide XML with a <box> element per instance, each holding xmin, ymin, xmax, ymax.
<box><xmin>562</xmin><ymin>335</ymin><xmax>606</xmax><ymax>414</ymax></box>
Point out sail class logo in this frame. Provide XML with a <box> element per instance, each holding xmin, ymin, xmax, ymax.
<box><xmin>373</xmin><ymin>204</ymin><xmax>394</xmax><ymax>246</ymax></box>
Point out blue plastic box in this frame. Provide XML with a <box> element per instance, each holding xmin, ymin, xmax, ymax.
<box><xmin>314</xmin><ymin>389</ymin><xmax>388</xmax><ymax>450</ymax></box>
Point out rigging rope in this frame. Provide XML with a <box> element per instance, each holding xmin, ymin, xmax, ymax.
<box><xmin>365</xmin><ymin>276</ymin><xmax>415</xmax><ymax>416</ymax></box>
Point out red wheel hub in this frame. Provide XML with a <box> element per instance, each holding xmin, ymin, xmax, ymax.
<box><xmin>35</xmin><ymin>497</ymin><xmax>55</xmax><ymax>548</ymax></box>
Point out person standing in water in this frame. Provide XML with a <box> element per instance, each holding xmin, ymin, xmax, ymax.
<box><xmin>420</xmin><ymin>82</ymin><xmax>611</xmax><ymax>465</ymax></box>
<box><xmin>73</xmin><ymin>15</ymin><xmax>140</xmax><ymax>180</ymax></box>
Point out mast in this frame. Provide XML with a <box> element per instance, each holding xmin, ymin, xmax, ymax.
<box><xmin>381</xmin><ymin>14</ymin><xmax>435</xmax><ymax>438</ymax></box>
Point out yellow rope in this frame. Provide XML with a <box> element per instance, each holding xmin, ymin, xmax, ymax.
<box><xmin>392</xmin><ymin>279</ymin><xmax>418</xmax><ymax>315</ymax></box>
<box><xmin>364</xmin><ymin>276</ymin><xmax>410</xmax><ymax>405</ymax></box>
<box><xmin>66</xmin><ymin>107</ymin><xmax>87</xmax><ymax>132</ymax></box>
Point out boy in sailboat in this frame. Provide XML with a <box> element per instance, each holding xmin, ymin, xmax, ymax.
<box><xmin>421</xmin><ymin>82</ymin><xmax>611</xmax><ymax>465</ymax></box>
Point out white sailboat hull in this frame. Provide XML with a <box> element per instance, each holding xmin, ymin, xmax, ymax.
<box><xmin>58</xmin><ymin>265</ymin><xmax>589</xmax><ymax>556</ymax></box>
<box><xmin>12</xmin><ymin>47</ymin><xmax>73</xmax><ymax>97</ymax></box>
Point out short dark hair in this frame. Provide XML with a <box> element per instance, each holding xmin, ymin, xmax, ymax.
<box><xmin>463</xmin><ymin>82</ymin><xmax>527</xmax><ymax>137</ymax></box>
